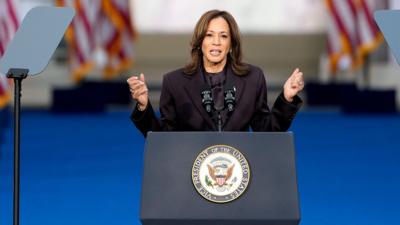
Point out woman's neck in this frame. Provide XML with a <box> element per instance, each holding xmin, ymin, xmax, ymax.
<box><xmin>203</xmin><ymin>58</ymin><xmax>227</xmax><ymax>74</ymax></box>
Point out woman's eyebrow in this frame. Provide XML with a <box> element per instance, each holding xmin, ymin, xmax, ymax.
<box><xmin>207</xmin><ymin>30</ymin><xmax>229</xmax><ymax>33</ymax></box>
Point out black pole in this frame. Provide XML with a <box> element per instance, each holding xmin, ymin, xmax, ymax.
<box><xmin>13</xmin><ymin>77</ymin><xmax>22</xmax><ymax>225</ymax></box>
<box><xmin>217</xmin><ymin>111</ymin><xmax>222</xmax><ymax>132</ymax></box>
<box><xmin>6</xmin><ymin>68</ymin><xmax>28</xmax><ymax>225</ymax></box>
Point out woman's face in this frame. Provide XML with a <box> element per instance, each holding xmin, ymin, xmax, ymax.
<box><xmin>201</xmin><ymin>17</ymin><xmax>231</xmax><ymax>70</ymax></box>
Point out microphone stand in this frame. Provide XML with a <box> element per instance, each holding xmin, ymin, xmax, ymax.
<box><xmin>216</xmin><ymin>110</ymin><xmax>222</xmax><ymax>132</ymax></box>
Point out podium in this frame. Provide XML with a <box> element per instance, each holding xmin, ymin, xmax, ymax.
<box><xmin>140</xmin><ymin>132</ymin><xmax>301</xmax><ymax>225</ymax></box>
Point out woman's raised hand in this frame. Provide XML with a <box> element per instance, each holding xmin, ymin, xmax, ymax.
<box><xmin>127</xmin><ymin>73</ymin><xmax>149</xmax><ymax>111</ymax></box>
<box><xmin>283</xmin><ymin>68</ymin><xmax>304</xmax><ymax>102</ymax></box>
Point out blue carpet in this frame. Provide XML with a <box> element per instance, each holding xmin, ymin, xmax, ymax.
<box><xmin>1</xmin><ymin>110</ymin><xmax>400</xmax><ymax>225</ymax></box>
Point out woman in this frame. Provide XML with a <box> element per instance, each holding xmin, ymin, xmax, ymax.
<box><xmin>128</xmin><ymin>10</ymin><xmax>304</xmax><ymax>137</ymax></box>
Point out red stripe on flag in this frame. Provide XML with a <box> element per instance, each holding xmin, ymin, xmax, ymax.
<box><xmin>120</xmin><ymin>11</ymin><xmax>134</xmax><ymax>36</ymax></box>
<box><xmin>72</xmin><ymin>33</ymin><xmax>86</xmax><ymax>65</ymax></box>
<box><xmin>346</xmin><ymin>0</ymin><xmax>361</xmax><ymax>48</ymax></box>
<box><xmin>328</xmin><ymin>0</ymin><xmax>354</xmax><ymax>53</ymax></box>
<box><xmin>6</xmin><ymin>0</ymin><xmax>18</xmax><ymax>31</ymax></box>
<box><xmin>76</xmin><ymin>1</ymin><xmax>95</xmax><ymax>49</ymax></box>
<box><xmin>105</xmin><ymin>31</ymin><xmax>119</xmax><ymax>52</ymax></box>
<box><xmin>1</xmin><ymin>19</ymin><xmax>10</xmax><ymax>45</ymax></box>
<box><xmin>0</xmin><ymin>20</ymin><xmax>8</xmax><ymax>55</ymax></box>
<box><xmin>0</xmin><ymin>45</ymin><xmax>4</xmax><ymax>55</ymax></box>
<box><xmin>346</xmin><ymin>0</ymin><xmax>357</xmax><ymax>18</ymax></box>
<box><xmin>359</xmin><ymin>0</ymin><xmax>380</xmax><ymax>36</ymax></box>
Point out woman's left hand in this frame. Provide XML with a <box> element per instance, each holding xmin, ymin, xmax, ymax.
<box><xmin>283</xmin><ymin>68</ymin><xmax>304</xmax><ymax>102</ymax></box>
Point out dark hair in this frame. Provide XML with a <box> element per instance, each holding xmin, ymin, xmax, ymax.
<box><xmin>183</xmin><ymin>10</ymin><xmax>249</xmax><ymax>75</ymax></box>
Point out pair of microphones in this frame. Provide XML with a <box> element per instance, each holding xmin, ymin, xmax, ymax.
<box><xmin>200</xmin><ymin>82</ymin><xmax>236</xmax><ymax>116</ymax></box>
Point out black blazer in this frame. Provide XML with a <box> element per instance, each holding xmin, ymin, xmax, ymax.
<box><xmin>131</xmin><ymin>64</ymin><xmax>302</xmax><ymax>137</ymax></box>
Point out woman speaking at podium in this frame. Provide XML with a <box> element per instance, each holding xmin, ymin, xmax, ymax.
<box><xmin>127</xmin><ymin>10</ymin><xmax>304</xmax><ymax>137</ymax></box>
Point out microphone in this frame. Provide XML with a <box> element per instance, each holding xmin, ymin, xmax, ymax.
<box><xmin>200</xmin><ymin>84</ymin><xmax>214</xmax><ymax>114</ymax></box>
<box><xmin>224</xmin><ymin>83</ymin><xmax>236</xmax><ymax>113</ymax></box>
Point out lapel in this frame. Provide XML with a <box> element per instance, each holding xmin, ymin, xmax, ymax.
<box><xmin>223</xmin><ymin>66</ymin><xmax>246</xmax><ymax>130</ymax></box>
<box><xmin>183</xmin><ymin>69</ymin><xmax>217</xmax><ymax>130</ymax></box>
<box><xmin>226</xmin><ymin>66</ymin><xmax>245</xmax><ymax>107</ymax></box>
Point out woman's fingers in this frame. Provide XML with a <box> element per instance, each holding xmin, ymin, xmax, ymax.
<box><xmin>130</xmin><ymin>81</ymin><xmax>145</xmax><ymax>90</ymax></box>
<box><xmin>290</xmin><ymin>70</ymin><xmax>304</xmax><ymax>88</ymax></box>
<box><xmin>139</xmin><ymin>73</ymin><xmax>145</xmax><ymax>82</ymax></box>
<box><xmin>128</xmin><ymin>75</ymin><xmax>146</xmax><ymax>90</ymax></box>
<box><xmin>133</xmin><ymin>89</ymin><xmax>148</xmax><ymax>99</ymax></box>
<box><xmin>132</xmin><ymin>82</ymin><xmax>147</xmax><ymax>93</ymax></box>
<box><xmin>127</xmin><ymin>74</ymin><xmax>149</xmax><ymax>109</ymax></box>
<box><xmin>131</xmin><ymin>85</ymin><xmax>146</xmax><ymax>98</ymax></box>
<box><xmin>127</xmin><ymin>74</ymin><xmax>148</xmax><ymax>99</ymax></box>
<box><xmin>296</xmin><ymin>73</ymin><xmax>304</xmax><ymax>88</ymax></box>
<box><xmin>292</xmin><ymin>68</ymin><xmax>299</xmax><ymax>76</ymax></box>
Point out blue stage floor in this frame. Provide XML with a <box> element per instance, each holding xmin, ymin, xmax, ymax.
<box><xmin>1</xmin><ymin>110</ymin><xmax>400</xmax><ymax>225</ymax></box>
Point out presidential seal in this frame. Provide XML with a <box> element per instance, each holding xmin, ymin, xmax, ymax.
<box><xmin>192</xmin><ymin>145</ymin><xmax>251</xmax><ymax>203</ymax></box>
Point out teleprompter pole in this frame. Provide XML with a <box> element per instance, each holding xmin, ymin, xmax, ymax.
<box><xmin>6</xmin><ymin>68</ymin><xmax>29</xmax><ymax>225</ymax></box>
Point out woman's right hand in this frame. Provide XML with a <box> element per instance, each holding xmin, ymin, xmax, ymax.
<box><xmin>127</xmin><ymin>73</ymin><xmax>148</xmax><ymax>111</ymax></box>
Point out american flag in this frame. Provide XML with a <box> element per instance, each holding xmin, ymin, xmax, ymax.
<box><xmin>326</xmin><ymin>0</ymin><xmax>383</xmax><ymax>73</ymax></box>
<box><xmin>56</xmin><ymin>0</ymin><xmax>136</xmax><ymax>81</ymax></box>
<box><xmin>0</xmin><ymin>0</ymin><xmax>19</xmax><ymax>108</ymax></box>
